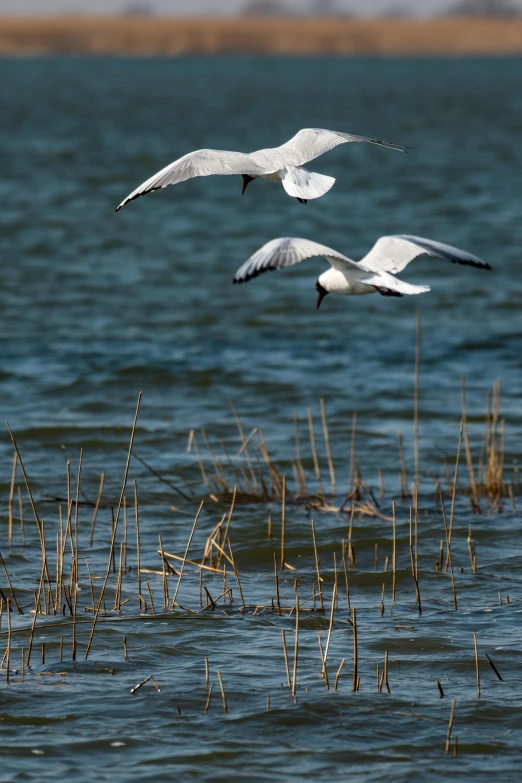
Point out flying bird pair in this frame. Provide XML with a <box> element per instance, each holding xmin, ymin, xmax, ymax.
<box><xmin>117</xmin><ymin>128</ymin><xmax>491</xmax><ymax>305</ymax></box>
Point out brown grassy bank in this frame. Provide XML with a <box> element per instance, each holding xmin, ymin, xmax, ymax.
<box><xmin>1</xmin><ymin>16</ymin><xmax>522</xmax><ymax>56</ymax></box>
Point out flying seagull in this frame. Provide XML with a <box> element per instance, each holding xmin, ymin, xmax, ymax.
<box><xmin>115</xmin><ymin>128</ymin><xmax>405</xmax><ymax>211</ymax></box>
<box><xmin>233</xmin><ymin>235</ymin><xmax>491</xmax><ymax>307</ymax></box>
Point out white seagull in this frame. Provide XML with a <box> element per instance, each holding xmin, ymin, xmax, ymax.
<box><xmin>233</xmin><ymin>235</ymin><xmax>491</xmax><ymax>308</ymax></box>
<box><xmin>115</xmin><ymin>128</ymin><xmax>406</xmax><ymax>211</ymax></box>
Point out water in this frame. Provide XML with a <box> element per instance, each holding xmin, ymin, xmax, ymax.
<box><xmin>0</xmin><ymin>57</ymin><xmax>522</xmax><ymax>782</ymax></box>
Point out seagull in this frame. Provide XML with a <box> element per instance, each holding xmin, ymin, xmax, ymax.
<box><xmin>233</xmin><ymin>235</ymin><xmax>491</xmax><ymax>308</ymax></box>
<box><xmin>115</xmin><ymin>128</ymin><xmax>406</xmax><ymax>211</ymax></box>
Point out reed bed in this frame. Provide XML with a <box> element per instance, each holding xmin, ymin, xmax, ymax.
<box><xmin>0</xmin><ymin>368</ymin><xmax>516</xmax><ymax>754</ymax></box>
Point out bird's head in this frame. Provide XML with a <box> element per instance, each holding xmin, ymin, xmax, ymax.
<box><xmin>241</xmin><ymin>174</ymin><xmax>254</xmax><ymax>195</ymax></box>
<box><xmin>315</xmin><ymin>279</ymin><xmax>329</xmax><ymax>309</ymax></box>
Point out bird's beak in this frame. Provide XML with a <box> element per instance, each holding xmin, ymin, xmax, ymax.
<box><xmin>242</xmin><ymin>175</ymin><xmax>253</xmax><ymax>195</ymax></box>
<box><xmin>316</xmin><ymin>283</ymin><xmax>328</xmax><ymax>309</ymax></box>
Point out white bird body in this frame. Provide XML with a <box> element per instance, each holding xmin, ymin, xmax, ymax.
<box><xmin>233</xmin><ymin>235</ymin><xmax>491</xmax><ymax>307</ymax></box>
<box><xmin>115</xmin><ymin>128</ymin><xmax>405</xmax><ymax>210</ymax></box>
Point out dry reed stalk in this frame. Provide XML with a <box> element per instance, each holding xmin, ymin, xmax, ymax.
<box><xmin>41</xmin><ymin>643</ymin><xmax>45</xmax><ymax>664</ymax></box>
<box><xmin>445</xmin><ymin>698</ymin><xmax>456</xmax><ymax>754</ymax></box>
<box><xmin>317</xmin><ymin>634</ymin><xmax>329</xmax><ymax>689</ymax></box>
<box><xmin>380</xmin><ymin>583</ymin><xmax>385</xmax><ymax>617</ymax></box>
<box><xmin>445</xmin><ymin>420</ymin><xmax>463</xmax><ymax>571</ymax></box>
<box><xmin>5</xmin><ymin>598</ymin><xmax>11</xmax><ymax>684</ymax></box>
<box><xmin>281</xmin><ymin>475</ymin><xmax>286</xmax><ymax>570</ymax></box>
<box><xmin>266</xmin><ymin>693</ymin><xmax>270</xmax><ymax>710</ymax></box>
<box><xmin>216</xmin><ymin>486</ymin><xmax>236</xmax><ymax>568</ymax></box>
<box><xmin>311</xmin><ymin>520</ymin><xmax>324</xmax><ymax>611</ymax></box>
<box><xmin>146</xmin><ymin>583</ymin><xmax>156</xmax><ymax>614</ymax></box>
<box><xmin>161</xmin><ymin>551</ymin><xmax>222</xmax><ymax>575</ymax></box>
<box><xmin>204</xmin><ymin>682</ymin><xmax>213</xmax><ymax>714</ymax></box>
<box><xmin>392</xmin><ymin>501</ymin><xmax>397</xmax><ymax>603</ymax></box>
<box><xmin>374</xmin><ymin>543</ymin><xmax>378</xmax><ymax>572</ymax></box>
<box><xmin>323</xmin><ymin>583</ymin><xmax>337</xmax><ymax>668</ymax></box>
<box><xmin>342</xmin><ymin>553</ymin><xmax>351</xmax><ymax>613</ymax></box>
<box><xmin>134</xmin><ymin>480</ymin><xmax>143</xmax><ymax>611</ymax></box>
<box><xmin>292</xmin><ymin>595</ymin><xmax>299</xmax><ymax>697</ymax></box>
<box><xmin>84</xmin><ymin>392</ymin><xmax>142</xmax><ymax>660</ymax></box>
<box><xmin>17</xmin><ymin>486</ymin><xmax>25</xmax><ymax>545</ymax></box>
<box><xmin>0</xmin><ymin>552</ymin><xmax>23</xmax><ymax>615</ymax></box>
<box><xmin>414</xmin><ymin>308</ymin><xmax>421</xmax><ymax>493</ymax></box>
<box><xmin>201</xmin><ymin>429</ymin><xmax>228</xmax><ymax>491</ymax></box>
<box><xmin>191</xmin><ymin>433</ymin><xmax>211</xmax><ymax>492</ymax></box>
<box><xmin>384</xmin><ymin>650</ymin><xmax>390</xmax><ymax>693</ymax></box>
<box><xmin>461</xmin><ymin>379</ymin><xmax>479</xmax><ymax>507</ymax></box>
<box><xmin>113</xmin><ymin>543</ymin><xmax>123</xmax><ymax>611</ymax></box>
<box><xmin>378</xmin><ymin>469</ymin><xmax>384</xmax><ymax>498</ymax></box>
<box><xmin>226</xmin><ymin>539</ymin><xmax>245</xmax><ymax>608</ymax></box>
<box><xmin>474</xmin><ymin>632</ymin><xmax>480</xmax><ymax>698</ymax></box>
<box><xmin>320</xmin><ymin>398</ymin><xmax>336</xmax><ymax>495</ymax></box>
<box><xmin>89</xmin><ymin>473</ymin><xmax>104</xmax><ymax>546</ymax></box>
<box><xmin>307</xmin><ymin>408</ymin><xmax>324</xmax><ymax>495</ymax></box>
<box><xmin>217</xmin><ymin>669</ymin><xmax>228</xmax><ymax>714</ymax></box>
<box><xmin>73</xmin><ymin>449</ymin><xmax>83</xmax><ymax>561</ymax></box>
<box><xmin>467</xmin><ymin>527</ymin><xmax>477</xmax><ymax>574</ymax></box>
<box><xmin>352</xmin><ymin>607</ymin><xmax>358</xmax><ymax>692</ymax></box>
<box><xmin>281</xmin><ymin>629</ymin><xmax>291</xmax><ymax>687</ymax></box>
<box><xmin>334</xmin><ymin>658</ymin><xmax>345</xmax><ymax>691</ymax></box>
<box><xmin>230</xmin><ymin>401</ymin><xmax>257</xmax><ymax>493</ymax></box>
<box><xmin>8</xmin><ymin>452</ymin><xmax>17</xmax><ymax>546</ymax></box>
<box><xmin>398</xmin><ymin>433</ymin><xmax>408</xmax><ymax>498</ymax></box>
<box><xmin>349</xmin><ymin>413</ymin><xmax>357</xmax><ymax>497</ymax></box>
<box><xmin>21</xmin><ymin>648</ymin><xmax>24</xmax><ymax>677</ymax></box>
<box><xmin>159</xmin><ymin>536</ymin><xmax>168</xmax><ymax>608</ymax></box>
<box><xmin>408</xmin><ymin>508</ymin><xmax>422</xmax><ymax>615</ymax></box>
<box><xmin>440</xmin><ymin>494</ymin><xmax>457</xmax><ymax>610</ymax></box>
<box><xmin>6</xmin><ymin>423</ymin><xmax>53</xmax><ymax>593</ymax></box>
<box><xmin>267</xmin><ymin>514</ymin><xmax>272</xmax><ymax>540</ymax></box>
<box><xmin>274</xmin><ymin>553</ymin><xmax>281</xmax><ymax>615</ymax></box>
<box><xmin>130</xmin><ymin>674</ymin><xmax>152</xmax><ymax>694</ymax></box>
<box><xmin>293</xmin><ymin>413</ymin><xmax>307</xmax><ymax>496</ymax></box>
<box><xmin>485</xmin><ymin>652</ymin><xmax>503</xmax><ymax>681</ymax></box>
<box><xmin>171</xmin><ymin>501</ymin><xmax>204</xmax><ymax>608</ymax></box>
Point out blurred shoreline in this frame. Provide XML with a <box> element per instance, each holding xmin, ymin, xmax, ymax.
<box><xmin>1</xmin><ymin>16</ymin><xmax>522</xmax><ymax>56</ymax></box>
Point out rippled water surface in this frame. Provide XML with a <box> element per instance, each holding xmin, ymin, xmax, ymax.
<box><xmin>1</xmin><ymin>57</ymin><xmax>522</xmax><ymax>782</ymax></box>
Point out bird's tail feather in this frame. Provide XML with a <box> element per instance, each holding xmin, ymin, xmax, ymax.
<box><xmin>281</xmin><ymin>165</ymin><xmax>335</xmax><ymax>200</ymax></box>
<box><xmin>361</xmin><ymin>271</ymin><xmax>430</xmax><ymax>297</ymax></box>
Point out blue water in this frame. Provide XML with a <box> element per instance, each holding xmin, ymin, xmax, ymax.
<box><xmin>0</xmin><ymin>57</ymin><xmax>522</xmax><ymax>782</ymax></box>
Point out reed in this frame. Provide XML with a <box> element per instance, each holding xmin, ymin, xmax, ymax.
<box><xmin>311</xmin><ymin>520</ymin><xmax>324</xmax><ymax>611</ymax></box>
<box><xmin>473</xmin><ymin>632</ymin><xmax>480</xmax><ymax>698</ymax></box>
<box><xmin>281</xmin><ymin>476</ymin><xmax>286</xmax><ymax>570</ymax></box>
<box><xmin>84</xmin><ymin>392</ymin><xmax>142</xmax><ymax>659</ymax></box>
<box><xmin>320</xmin><ymin>398</ymin><xmax>336</xmax><ymax>495</ymax></box>
<box><xmin>352</xmin><ymin>607</ymin><xmax>358</xmax><ymax>692</ymax></box>
<box><xmin>172</xmin><ymin>501</ymin><xmax>204</xmax><ymax>608</ymax></box>
<box><xmin>414</xmin><ymin>308</ymin><xmax>421</xmax><ymax>493</ymax></box>
<box><xmin>485</xmin><ymin>652</ymin><xmax>503</xmax><ymax>681</ymax></box>
<box><xmin>217</xmin><ymin>669</ymin><xmax>228</xmax><ymax>714</ymax></box>
<box><xmin>445</xmin><ymin>699</ymin><xmax>456</xmax><ymax>754</ymax></box>
<box><xmin>440</xmin><ymin>494</ymin><xmax>457</xmax><ymax>610</ymax></box>
<box><xmin>292</xmin><ymin>595</ymin><xmax>299</xmax><ymax>697</ymax></box>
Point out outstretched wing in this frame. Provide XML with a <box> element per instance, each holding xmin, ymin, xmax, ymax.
<box><xmin>273</xmin><ymin>128</ymin><xmax>406</xmax><ymax>168</ymax></box>
<box><xmin>233</xmin><ymin>237</ymin><xmax>356</xmax><ymax>284</ymax></box>
<box><xmin>359</xmin><ymin>235</ymin><xmax>491</xmax><ymax>275</ymax></box>
<box><xmin>116</xmin><ymin>149</ymin><xmax>265</xmax><ymax>211</ymax></box>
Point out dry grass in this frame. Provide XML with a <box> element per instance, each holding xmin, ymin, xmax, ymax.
<box><xmin>1</xmin><ymin>17</ymin><xmax>522</xmax><ymax>57</ymax></box>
